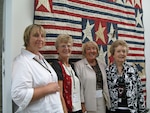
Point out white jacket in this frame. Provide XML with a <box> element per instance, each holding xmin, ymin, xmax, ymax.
<box><xmin>74</xmin><ymin>58</ymin><xmax>111</xmax><ymax>111</ymax></box>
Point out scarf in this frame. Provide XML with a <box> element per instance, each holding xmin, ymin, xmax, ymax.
<box><xmin>58</xmin><ymin>61</ymin><xmax>72</xmax><ymax>112</ymax></box>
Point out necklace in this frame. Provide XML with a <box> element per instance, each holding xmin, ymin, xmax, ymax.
<box><xmin>33</xmin><ymin>58</ymin><xmax>52</xmax><ymax>75</ymax></box>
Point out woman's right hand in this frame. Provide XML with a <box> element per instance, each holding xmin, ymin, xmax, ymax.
<box><xmin>47</xmin><ymin>82</ymin><xmax>60</xmax><ymax>93</ymax></box>
<box><xmin>81</xmin><ymin>103</ymin><xmax>86</xmax><ymax>113</ymax></box>
<box><xmin>31</xmin><ymin>82</ymin><xmax>60</xmax><ymax>102</ymax></box>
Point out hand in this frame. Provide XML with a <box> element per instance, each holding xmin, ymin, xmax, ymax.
<box><xmin>31</xmin><ymin>82</ymin><xmax>60</xmax><ymax>102</ymax></box>
<box><xmin>81</xmin><ymin>103</ymin><xmax>86</xmax><ymax>113</ymax></box>
<box><xmin>47</xmin><ymin>82</ymin><xmax>60</xmax><ymax>93</ymax></box>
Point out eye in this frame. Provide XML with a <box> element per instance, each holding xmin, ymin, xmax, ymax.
<box><xmin>86</xmin><ymin>48</ymin><xmax>90</xmax><ymax>50</ymax></box>
<box><xmin>61</xmin><ymin>45</ymin><xmax>66</xmax><ymax>48</ymax></box>
<box><xmin>122</xmin><ymin>50</ymin><xmax>126</xmax><ymax>53</ymax></box>
<box><xmin>33</xmin><ymin>33</ymin><xmax>39</xmax><ymax>37</ymax></box>
<box><xmin>60</xmin><ymin>44</ymin><xmax>72</xmax><ymax>48</ymax></box>
<box><xmin>41</xmin><ymin>34</ymin><xmax>45</xmax><ymax>37</ymax></box>
<box><xmin>92</xmin><ymin>47</ymin><xmax>97</xmax><ymax>50</ymax></box>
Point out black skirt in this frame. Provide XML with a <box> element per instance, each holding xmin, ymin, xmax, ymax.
<box><xmin>108</xmin><ymin>109</ymin><xmax>131</xmax><ymax>113</ymax></box>
<box><xmin>68</xmin><ymin>110</ymin><xmax>83</xmax><ymax>113</ymax></box>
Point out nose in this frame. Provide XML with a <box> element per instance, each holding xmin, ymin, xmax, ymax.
<box><xmin>90</xmin><ymin>48</ymin><xmax>95</xmax><ymax>52</ymax></box>
<box><xmin>121</xmin><ymin>51</ymin><xmax>125</xmax><ymax>54</ymax></box>
<box><xmin>38</xmin><ymin>35</ymin><xmax>45</xmax><ymax>40</ymax></box>
<box><xmin>64</xmin><ymin>45</ymin><xmax>68</xmax><ymax>48</ymax></box>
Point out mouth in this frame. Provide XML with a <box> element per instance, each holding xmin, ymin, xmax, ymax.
<box><xmin>89</xmin><ymin>53</ymin><xmax>96</xmax><ymax>57</ymax></box>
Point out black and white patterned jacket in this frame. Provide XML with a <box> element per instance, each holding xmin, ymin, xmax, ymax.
<box><xmin>106</xmin><ymin>62</ymin><xmax>146</xmax><ymax>113</ymax></box>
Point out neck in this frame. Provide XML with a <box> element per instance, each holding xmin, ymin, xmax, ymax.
<box><xmin>58</xmin><ymin>56</ymin><xmax>69</xmax><ymax>66</ymax></box>
<box><xmin>87</xmin><ymin>59</ymin><xmax>96</xmax><ymax>66</ymax></box>
<box><xmin>116</xmin><ymin>64</ymin><xmax>123</xmax><ymax>76</ymax></box>
<box><xmin>114</xmin><ymin>61</ymin><xmax>124</xmax><ymax>76</ymax></box>
<box><xmin>26</xmin><ymin>47</ymin><xmax>39</xmax><ymax>55</ymax></box>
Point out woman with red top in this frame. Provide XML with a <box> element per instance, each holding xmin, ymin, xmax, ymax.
<box><xmin>51</xmin><ymin>34</ymin><xmax>82</xmax><ymax>113</ymax></box>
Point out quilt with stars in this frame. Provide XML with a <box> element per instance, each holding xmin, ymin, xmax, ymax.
<box><xmin>34</xmin><ymin>0</ymin><xmax>146</xmax><ymax>100</ymax></box>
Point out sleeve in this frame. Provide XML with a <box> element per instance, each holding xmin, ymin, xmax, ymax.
<box><xmin>105</xmin><ymin>66</ymin><xmax>111</xmax><ymax>89</ymax></box>
<box><xmin>74</xmin><ymin>61</ymin><xmax>85</xmax><ymax>103</ymax></box>
<box><xmin>135</xmin><ymin>67</ymin><xmax>147</xmax><ymax>112</ymax></box>
<box><xmin>51</xmin><ymin>60</ymin><xmax>64</xmax><ymax>80</ymax></box>
<box><xmin>70</xmin><ymin>62</ymin><xmax>78</xmax><ymax>78</ymax></box>
<box><xmin>11</xmin><ymin>59</ymin><xmax>34</xmax><ymax>112</ymax></box>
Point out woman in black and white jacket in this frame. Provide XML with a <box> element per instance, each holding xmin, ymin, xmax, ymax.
<box><xmin>106</xmin><ymin>40</ymin><xmax>147</xmax><ymax>113</ymax></box>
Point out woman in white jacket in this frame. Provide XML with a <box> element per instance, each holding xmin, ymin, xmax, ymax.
<box><xmin>11</xmin><ymin>24</ymin><xmax>63</xmax><ymax>113</ymax></box>
<box><xmin>74</xmin><ymin>41</ymin><xmax>111</xmax><ymax>113</ymax></box>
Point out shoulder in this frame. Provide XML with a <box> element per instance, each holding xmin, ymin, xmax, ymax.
<box><xmin>13</xmin><ymin>53</ymin><xmax>29</xmax><ymax>65</ymax></box>
<box><xmin>74</xmin><ymin>59</ymin><xmax>86</xmax><ymax>69</ymax></box>
<box><xmin>51</xmin><ymin>59</ymin><xmax>59</xmax><ymax>65</ymax></box>
<box><xmin>75</xmin><ymin>58</ymin><xmax>86</xmax><ymax>64</ymax></box>
<box><xmin>96</xmin><ymin>58</ymin><xmax>106</xmax><ymax>67</ymax></box>
<box><xmin>106</xmin><ymin>63</ymin><xmax>115</xmax><ymax>70</ymax></box>
<box><xmin>123</xmin><ymin>62</ymin><xmax>140</xmax><ymax>78</ymax></box>
<box><xmin>124</xmin><ymin>62</ymin><xmax>137</xmax><ymax>72</ymax></box>
<box><xmin>51</xmin><ymin>60</ymin><xmax>61</xmax><ymax>70</ymax></box>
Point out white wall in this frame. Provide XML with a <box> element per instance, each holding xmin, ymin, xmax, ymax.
<box><xmin>2</xmin><ymin>0</ymin><xmax>150</xmax><ymax>113</ymax></box>
<box><xmin>143</xmin><ymin>0</ymin><xmax>150</xmax><ymax>112</ymax></box>
<box><xmin>3</xmin><ymin>0</ymin><xmax>34</xmax><ymax>113</ymax></box>
<box><xmin>2</xmin><ymin>0</ymin><xmax>12</xmax><ymax>113</ymax></box>
<box><xmin>11</xmin><ymin>0</ymin><xmax>35</xmax><ymax>58</ymax></box>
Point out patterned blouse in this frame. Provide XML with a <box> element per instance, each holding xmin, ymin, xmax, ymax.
<box><xmin>106</xmin><ymin>62</ymin><xmax>146</xmax><ymax>113</ymax></box>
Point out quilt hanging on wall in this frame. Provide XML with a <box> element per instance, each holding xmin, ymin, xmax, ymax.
<box><xmin>33</xmin><ymin>0</ymin><xmax>146</xmax><ymax>100</ymax></box>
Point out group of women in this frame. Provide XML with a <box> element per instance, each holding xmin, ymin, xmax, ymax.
<box><xmin>11</xmin><ymin>24</ymin><xmax>147</xmax><ymax>113</ymax></box>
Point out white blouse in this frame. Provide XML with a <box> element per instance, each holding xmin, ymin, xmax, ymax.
<box><xmin>11</xmin><ymin>49</ymin><xmax>63</xmax><ymax>113</ymax></box>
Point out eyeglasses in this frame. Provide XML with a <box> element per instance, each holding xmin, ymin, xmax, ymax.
<box><xmin>59</xmin><ymin>44</ymin><xmax>72</xmax><ymax>48</ymax></box>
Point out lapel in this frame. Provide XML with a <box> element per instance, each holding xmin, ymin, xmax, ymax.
<box><xmin>83</xmin><ymin>58</ymin><xmax>93</xmax><ymax>70</ymax></box>
<box><xmin>110</xmin><ymin>62</ymin><xmax>130</xmax><ymax>86</ymax></box>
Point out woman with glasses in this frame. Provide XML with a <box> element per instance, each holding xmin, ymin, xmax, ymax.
<box><xmin>106</xmin><ymin>40</ymin><xmax>147</xmax><ymax>113</ymax></box>
<box><xmin>51</xmin><ymin>34</ymin><xmax>82</xmax><ymax>113</ymax></box>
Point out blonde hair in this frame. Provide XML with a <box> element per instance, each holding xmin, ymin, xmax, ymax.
<box><xmin>23</xmin><ymin>24</ymin><xmax>46</xmax><ymax>47</ymax></box>
<box><xmin>55</xmin><ymin>34</ymin><xmax>73</xmax><ymax>49</ymax></box>
<box><xmin>82</xmin><ymin>41</ymin><xmax>99</xmax><ymax>57</ymax></box>
<box><xmin>110</xmin><ymin>40</ymin><xmax>129</xmax><ymax>55</ymax></box>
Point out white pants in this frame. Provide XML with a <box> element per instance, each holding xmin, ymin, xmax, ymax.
<box><xmin>87</xmin><ymin>97</ymin><xmax>106</xmax><ymax>113</ymax></box>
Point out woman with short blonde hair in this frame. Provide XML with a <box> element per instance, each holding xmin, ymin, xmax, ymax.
<box><xmin>75</xmin><ymin>41</ymin><xmax>111</xmax><ymax>113</ymax></box>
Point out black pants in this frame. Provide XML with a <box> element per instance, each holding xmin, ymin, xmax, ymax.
<box><xmin>68</xmin><ymin>110</ymin><xmax>83</xmax><ymax>113</ymax></box>
<box><xmin>109</xmin><ymin>109</ymin><xmax>131</xmax><ymax>113</ymax></box>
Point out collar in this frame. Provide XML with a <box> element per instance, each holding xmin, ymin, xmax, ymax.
<box><xmin>21</xmin><ymin>48</ymin><xmax>44</xmax><ymax>60</ymax></box>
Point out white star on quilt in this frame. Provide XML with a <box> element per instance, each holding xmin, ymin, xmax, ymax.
<box><xmin>108</xmin><ymin>24</ymin><xmax>117</xmax><ymax>43</ymax></box>
<box><xmin>135</xmin><ymin>0</ymin><xmax>141</xmax><ymax>8</ymax></box>
<box><xmin>82</xmin><ymin>20</ymin><xmax>94</xmax><ymax>41</ymax></box>
<box><xmin>125</xmin><ymin>0</ymin><xmax>134</xmax><ymax>7</ymax></box>
<box><xmin>135</xmin><ymin>9</ymin><xmax>143</xmax><ymax>27</ymax></box>
<box><xmin>95</xmin><ymin>22</ymin><xmax>106</xmax><ymax>44</ymax></box>
<box><xmin>115</xmin><ymin>0</ymin><xmax>124</xmax><ymax>4</ymax></box>
<box><xmin>98</xmin><ymin>46</ymin><xmax>107</xmax><ymax>63</ymax></box>
<box><xmin>36</xmin><ymin>0</ymin><xmax>51</xmax><ymax>12</ymax></box>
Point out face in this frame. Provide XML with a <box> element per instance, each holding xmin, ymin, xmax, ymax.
<box><xmin>85</xmin><ymin>44</ymin><xmax>98</xmax><ymax>61</ymax></box>
<box><xmin>57</xmin><ymin>42</ymin><xmax>72</xmax><ymax>59</ymax></box>
<box><xmin>113</xmin><ymin>45</ymin><xmax>128</xmax><ymax>63</ymax></box>
<box><xmin>26</xmin><ymin>29</ymin><xmax>45</xmax><ymax>54</ymax></box>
